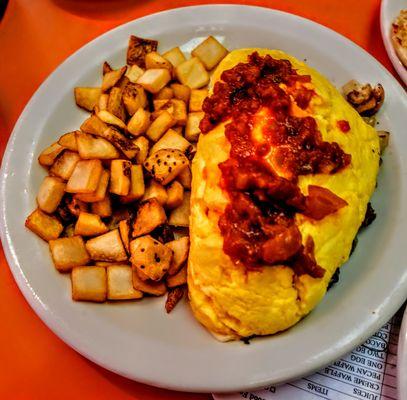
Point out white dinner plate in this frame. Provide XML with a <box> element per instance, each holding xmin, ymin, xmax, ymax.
<box><xmin>380</xmin><ymin>0</ymin><xmax>407</xmax><ymax>85</ymax></box>
<box><xmin>1</xmin><ymin>5</ymin><xmax>407</xmax><ymax>393</ymax></box>
<box><xmin>398</xmin><ymin>306</ymin><xmax>407</xmax><ymax>399</ymax></box>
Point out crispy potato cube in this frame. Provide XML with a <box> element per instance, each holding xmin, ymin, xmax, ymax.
<box><xmin>127</xmin><ymin>108</ymin><xmax>151</xmax><ymax>136</ymax></box>
<box><xmin>107</xmin><ymin>87</ymin><xmax>126</xmax><ymax>120</ymax></box>
<box><xmin>66</xmin><ymin>159</ymin><xmax>103</xmax><ymax>194</ymax></box>
<box><xmin>76</xmin><ymin>132</ymin><xmax>120</xmax><ymax>160</ymax></box>
<box><xmin>107</xmin><ymin>265</ymin><xmax>143</xmax><ymax>300</ymax></box>
<box><xmin>171</xmin><ymin>83</ymin><xmax>191</xmax><ymax>103</ymax></box>
<box><xmin>71</xmin><ymin>266</ymin><xmax>107</xmax><ymax>302</ymax></box>
<box><xmin>122</xmin><ymin>83</ymin><xmax>147</xmax><ymax>116</ymax></box>
<box><xmin>153</xmin><ymin>99</ymin><xmax>174</xmax><ymax>114</ymax></box>
<box><xmin>110</xmin><ymin>159</ymin><xmax>131</xmax><ymax>196</ymax></box>
<box><xmin>172</xmin><ymin>126</ymin><xmax>184</xmax><ymax>135</ymax></box>
<box><xmin>146</xmin><ymin>111</ymin><xmax>175</xmax><ymax>142</ymax></box>
<box><xmin>38</xmin><ymin>143</ymin><xmax>65</xmax><ymax>167</ymax></box>
<box><xmin>130</xmin><ymin>235</ymin><xmax>172</xmax><ymax>281</ymax></box>
<box><xmin>86</xmin><ymin>229</ymin><xmax>128</xmax><ymax>262</ymax></box>
<box><xmin>169</xmin><ymin>191</ymin><xmax>190</xmax><ymax>227</ymax></box>
<box><xmin>49</xmin><ymin>236</ymin><xmax>90</xmax><ymax>271</ymax></box>
<box><xmin>74</xmin><ymin>87</ymin><xmax>101</xmax><ymax>111</ymax></box>
<box><xmin>170</xmin><ymin>99</ymin><xmax>187</xmax><ymax>125</ymax></box>
<box><xmin>175</xmin><ymin>57</ymin><xmax>209</xmax><ymax>89</ymax></box>
<box><xmin>145</xmin><ymin>51</ymin><xmax>173</xmax><ymax>71</ymax></box>
<box><xmin>120</xmin><ymin>165</ymin><xmax>145</xmax><ymax>203</ymax></box>
<box><xmin>50</xmin><ymin>151</ymin><xmax>81</xmax><ymax>180</ymax></box>
<box><xmin>127</xmin><ymin>35</ymin><xmax>158</xmax><ymax>68</ymax></box>
<box><xmin>80</xmin><ymin>115</ymin><xmax>108</xmax><ymax>136</ymax></box>
<box><xmin>132</xmin><ymin>266</ymin><xmax>166</xmax><ymax>296</ymax></box>
<box><xmin>176</xmin><ymin>166</ymin><xmax>192</xmax><ymax>189</ymax></box>
<box><xmin>166</xmin><ymin>181</ymin><xmax>184</xmax><ymax>210</ymax></box>
<box><xmin>167</xmin><ymin>265</ymin><xmax>187</xmax><ymax>287</ymax></box>
<box><xmin>95</xmin><ymin>261</ymin><xmax>126</xmax><ymax>267</ymax></box>
<box><xmin>125</xmin><ymin>64</ymin><xmax>144</xmax><ymax>83</ymax></box>
<box><xmin>75</xmin><ymin>169</ymin><xmax>109</xmax><ymax>203</ymax></box>
<box><xmin>58</xmin><ymin>131</ymin><xmax>78</xmax><ymax>151</ymax></box>
<box><xmin>165</xmin><ymin>286</ymin><xmax>186</xmax><ymax>313</ymax></box>
<box><xmin>154</xmin><ymin>87</ymin><xmax>174</xmax><ymax>100</ymax></box>
<box><xmin>185</xmin><ymin>112</ymin><xmax>204</xmax><ymax>142</ymax></box>
<box><xmin>144</xmin><ymin>149</ymin><xmax>189</xmax><ymax>185</ymax></box>
<box><xmin>98</xmin><ymin>93</ymin><xmax>109</xmax><ymax>110</ymax></box>
<box><xmin>189</xmin><ymin>89</ymin><xmax>208</xmax><ymax>112</ymax></box>
<box><xmin>74</xmin><ymin>212</ymin><xmax>108</xmax><ymax>236</ymax></box>
<box><xmin>97</xmin><ymin>110</ymin><xmax>126</xmax><ymax>130</ymax></box>
<box><xmin>191</xmin><ymin>36</ymin><xmax>228</xmax><ymax>70</ymax></box>
<box><xmin>103</xmin><ymin>61</ymin><xmax>113</xmax><ymax>75</ymax></box>
<box><xmin>37</xmin><ymin>176</ymin><xmax>66</xmax><ymax>213</ymax></box>
<box><xmin>166</xmin><ymin>236</ymin><xmax>189</xmax><ymax>275</ymax></box>
<box><xmin>142</xmin><ymin>180</ymin><xmax>168</xmax><ymax>206</ymax></box>
<box><xmin>150</xmin><ymin>129</ymin><xmax>192</xmax><ymax>155</ymax></box>
<box><xmin>25</xmin><ymin>208</ymin><xmax>63</xmax><ymax>241</ymax></box>
<box><xmin>98</xmin><ymin>127</ymin><xmax>139</xmax><ymax>161</ymax></box>
<box><xmin>91</xmin><ymin>196</ymin><xmax>112</xmax><ymax>217</ymax></box>
<box><xmin>118</xmin><ymin>219</ymin><xmax>131</xmax><ymax>253</ymax></box>
<box><xmin>101</xmin><ymin>66</ymin><xmax>127</xmax><ymax>93</ymax></box>
<box><xmin>137</xmin><ymin>69</ymin><xmax>171</xmax><ymax>94</ymax></box>
<box><xmin>132</xmin><ymin>198</ymin><xmax>167</xmax><ymax>237</ymax></box>
<box><xmin>115</xmin><ymin>75</ymin><xmax>130</xmax><ymax>90</ymax></box>
<box><xmin>133</xmin><ymin>136</ymin><xmax>149</xmax><ymax>164</ymax></box>
<box><xmin>163</xmin><ymin>47</ymin><xmax>186</xmax><ymax>68</ymax></box>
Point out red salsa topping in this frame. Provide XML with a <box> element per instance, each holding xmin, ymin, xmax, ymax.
<box><xmin>200</xmin><ymin>53</ymin><xmax>351</xmax><ymax>278</ymax></box>
<box><xmin>337</xmin><ymin>120</ymin><xmax>351</xmax><ymax>133</ymax></box>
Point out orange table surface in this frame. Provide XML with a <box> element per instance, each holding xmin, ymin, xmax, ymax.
<box><xmin>0</xmin><ymin>0</ymin><xmax>397</xmax><ymax>399</ymax></box>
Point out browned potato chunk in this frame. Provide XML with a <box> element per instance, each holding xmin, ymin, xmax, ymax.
<box><xmin>97</xmin><ymin>110</ymin><xmax>126</xmax><ymax>130</ymax></box>
<box><xmin>169</xmin><ymin>191</ymin><xmax>190</xmax><ymax>227</ymax></box>
<box><xmin>63</xmin><ymin>196</ymin><xmax>89</xmax><ymax>217</ymax></box>
<box><xmin>74</xmin><ymin>87</ymin><xmax>101</xmax><ymax>111</ymax></box>
<box><xmin>171</xmin><ymin>99</ymin><xmax>187</xmax><ymax>125</ymax></box>
<box><xmin>86</xmin><ymin>229</ymin><xmax>128</xmax><ymax>262</ymax></box>
<box><xmin>132</xmin><ymin>136</ymin><xmax>149</xmax><ymax>164</ymax></box>
<box><xmin>125</xmin><ymin>64</ymin><xmax>144</xmax><ymax>83</ymax></box>
<box><xmin>118</xmin><ymin>219</ymin><xmax>131</xmax><ymax>253</ymax></box>
<box><xmin>110</xmin><ymin>159</ymin><xmax>131</xmax><ymax>196</ymax></box>
<box><xmin>58</xmin><ymin>131</ymin><xmax>78</xmax><ymax>151</ymax></box>
<box><xmin>25</xmin><ymin>208</ymin><xmax>63</xmax><ymax>241</ymax></box>
<box><xmin>189</xmin><ymin>89</ymin><xmax>208</xmax><ymax>112</ymax></box>
<box><xmin>120</xmin><ymin>165</ymin><xmax>145</xmax><ymax>203</ymax></box>
<box><xmin>80</xmin><ymin>115</ymin><xmax>108</xmax><ymax>136</ymax></box>
<box><xmin>145</xmin><ymin>51</ymin><xmax>173</xmax><ymax>71</ymax></box>
<box><xmin>122</xmin><ymin>83</ymin><xmax>147</xmax><ymax>116</ymax></box>
<box><xmin>153</xmin><ymin>99</ymin><xmax>174</xmax><ymax>114</ymax></box>
<box><xmin>74</xmin><ymin>212</ymin><xmax>108</xmax><ymax>236</ymax></box>
<box><xmin>103</xmin><ymin>61</ymin><xmax>112</xmax><ymax>75</ymax></box>
<box><xmin>91</xmin><ymin>196</ymin><xmax>112</xmax><ymax>217</ymax></box>
<box><xmin>166</xmin><ymin>236</ymin><xmax>189</xmax><ymax>275</ymax></box>
<box><xmin>37</xmin><ymin>176</ymin><xmax>66</xmax><ymax>213</ymax></box>
<box><xmin>132</xmin><ymin>266</ymin><xmax>166</xmax><ymax>296</ymax></box>
<box><xmin>175</xmin><ymin>57</ymin><xmax>209</xmax><ymax>89</ymax></box>
<box><xmin>50</xmin><ymin>151</ymin><xmax>81</xmax><ymax>180</ymax></box>
<box><xmin>144</xmin><ymin>149</ymin><xmax>189</xmax><ymax>185</ymax></box>
<box><xmin>101</xmin><ymin>66</ymin><xmax>127</xmax><ymax>93</ymax></box>
<box><xmin>185</xmin><ymin>112</ymin><xmax>204</xmax><ymax>142</ymax></box>
<box><xmin>142</xmin><ymin>180</ymin><xmax>168</xmax><ymax>206</ymax></box>
<box><xmin>107</xmin><ymin>87</ymin><xmax>126</xmax><ymax>120</ymax></box>
<box><xmin>172</xmin><ymin>126</ymin><xmax>184</xmax><ymax>135</ymax></box>
<box><xmin>146</xmin><ymin>111</ymin><xmax>175</xmax><ymax>141</ymax></box>
<box><xmin>176</xmin><ymin>166</ymin><xmax>192</xmax><ymax>189</ymax></box>
<box><xmin>76</xmin><ymin>132</ymin><xmax>120</xmax><ymax>160</ymax></box>
<box><xmin>166</xmin><ymin>265</ymin><xmax>187</xmax><ymax>287</ymax></box>
<box><xmin>166</xmin><ymin>181</ymin><xmax>184</xmax><ymax>210</ymax></box>
<box><xmin>98</xmin><ymin>93</ymin><xmax>109</xmax><ymax>111</ymax></box>
<box><xmin>127</xmin><ymin>35</ymin><xmax>158</xmax><ymax>68</ymax></box>
<box><xmin>163</xmin><ymin>47</ymin><xmax>186</xmax><ymax>68</ymax></box>
<box><xmin>154</xmin><ymin>87</ymin><xmax>174</xmax><ymax>100</ymax></box>
<box><xmin>71</xmin><ymin>266</ymin><xmax>107</xmax><ymax>302</ymax></box>
<box><xmin>66</xmin><ymin>159</ymin><xmax>103</xmax><ymax>194</ymax></box>
<box><xmin>107</xmin><ymin>265</ymin><xmax>143</xmax><ymax>300</ymax></box>
<box><xmin>165</xmin><ymin>286</ymin><xmax>186</xmax><ymax>313</ymax></box>
<box><xmin>75</xmin><ymin>170</ymin><xmax>109</xmax><ymax>203</ymax></box>
<box><xmin>127</xmin><ymin>108</ymin><xmax>151</xmax><ymax>136</ymax></box>
<box><xmin>130</xmin><ymin>235</ymin><xmax>172</xmax><ymax>281</ymax></box>
<box><xmin>49</xmin><ymin>236</ymin><xmax>90</xmax><ymax>271</ymax></box>
<box><xmin>137</xmin><ymin>69</ymin><xmax>171</xmax><ymax>94</ymax></box>
<box><xmin>171</xmin><ymin>83</ymin><xmax>191</xmax><ymax>103</ymax></box>
<box><xmin>150</xmin><ymin>129</ymin><xmax>192</xmax><ymax>155</ymax></box>
<box><xmin>38</xmin><ymin>143</ymin><xmax>65</xmax><ymax>167</ymax></box>
<box><xmin>97</xmin><ymin>127</ymin><xmax>139</xmax><ymax>161</ymax></box>
<box><xmin>191</xmin><ymin>36</ymin><xmax>228</xmax><ymax>70</ymax></box>
<box><xmin>132</xmin><ymin>198</ymin><xmax>167</xmax><ymax>237</ymax></box>
<box><xmin>95</xmin><ymin>261</ymin><xmax>126</xmax><ymax>267</ymax></box>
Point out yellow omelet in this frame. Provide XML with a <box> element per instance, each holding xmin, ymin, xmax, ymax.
<box><xmin>188</xmin><ymin>49</ymin><xmax>380</xmax><ymax>341</ymax></box>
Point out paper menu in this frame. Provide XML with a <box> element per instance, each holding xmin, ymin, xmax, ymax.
<box><xmin>213</xmin><ymin>309</ymin><xmax>404</xmax><ymax>400</ymax></box>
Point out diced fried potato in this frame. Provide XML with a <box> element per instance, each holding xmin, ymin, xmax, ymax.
<box><xmin>163</xmin><ymin>47</ymin><xmax>186</xmax><ymax>68</ymax></box>
<box><xmin>97</xmin><ymin>110</ymin><xmax>126</xmax><ymax>130</ymax></box>
<box><xmin>37</xmin><ymin>176</ymin><xmax>66</xmax><ymax>213</ymax></box>
<box><xmin>153</xmin><ymin>99</ymin><xmax>174</xmax><ymax>114</ymax></box>
<box><xmin>166</xmin><ymin>236</ymin><xmax>189</xmax><ymax>275</ymax></box>
<box><xmin>103</xmin><ymin>61</ymin><xmax>113</xmax><ymax>75</ymax></box>
<box><xmin>132</xmin><ymin>266</ymin><xmax>166</xmax><ymax>296</ymax></box>
<box><xmin>172</xmin><ymin>99</ymin><xmax>187</xmax><ymax>125</ymax></box>
<box><xmin>165</xmin><ymin>286</ymin><xmax>185</xmax><ymax>313</ymax></box>
<box><xmin>101</xmin><ymin>66</ymin><xmax>127</xmax><ymax>93</ymax></box>
<box><xmin>66</xmin><ymin>159</ymin><xmax>103</xmax><ymax>194</ymax></box>
<box><xmin>110</xmin><ymin>159</ymin><xmax>131</xmax><ymax>196</ymax></box>
<box><xmin>166</xmin><ymin>265</ymin><xmax>187</xmax><ymax>287</ymax></box>
<box><xmin>175</xmin><ymin>57</ymin><xmax>209</xmax><ymax>89</ymax></box>
<box><xmin>38</xmin><ymin>143</ymin><xmax>65</xmax><ymax>167</ymax></box>
<box><xmin>191</xmin><ymin>35</ymin><xmax>228</xmax><ymax>70</ymax></box>
<box><xmin>91</xmin><ymin>196</ymin><xmax>112</xmax><ymax>217</ymax></box>
<box><xmin>130</xmin><ymin>235</ymin><xmax>172</xmax><ymax>281</ymax></box>
<box><xmin>120</xmin><ymin>164</ymin><xmax>145</xmax><ymax>203</ymax></box>
<box><xmin>145</xmin><ymin>51</ymin><xmax>173</xmax><ymax>71</ymax></box>
<box><xmin>118</xmin><ymin>219</ymin><xmax>131</xmax><ymax>253</ymax></box>
<box><xmin>127</xmin><ymin>35</ymin><xmax>158</xmax><ymax>68</ymax></box>
<box><xmin>176</xmin><ymin>166</ymin><xmax>192</xmax><ymax>189</ymax></box>
<box><xmin>115</xmin><ymin>75</ymin><xmax>130</xmax><ymax>90</ymax></box>
<box><xmin>74</xmin><ymin>87</ymin><xmax>101</xmax><ymax>111</ymax></box>
<box><xmin>189</xmin><ymin>89</ymin><xmax>208</xmax><ymax>112</ymax></box>
<box><xmin>76</xmin><ymin>132</ymin><xmax>120</xmax><ymax>160</ymax></box>
<box><xmin>169</xmin><ymin>191</ymin><xmax>190</xmax><ymax>227</ymax></box>
<box><xmin>80</xmin><ymin>115</ymin><xmax>108</xmax><ymax>136</ymax></box>
<box><xmin>50</xmin><ymin>151</ymin><xmax>81</xmax><ymax>180</ymax></box>
<box><xmin>107</xmin><ymin>265</ymin><xmax>143</xmax><ymax>300</ymax></box>
<box><xmin>150</xmin><ymin>129</ymin><xmax>192</xmax><ymax>155</ymax></box>
<box><xmin>74</xmin><ymin>212</ymin><xmax>108</xmax><ymax>236</ymax></box>
<box><xmin>25</xmin><ymin>208</ymin><xmax>63</xmax><ymax>241</ymax></box>
<box><xmin>185</xmin><ymin>111</ymin><xmax>204</xmax><ymax>142</ymax></box>
<box><xmin>95</xmin><ymin>261</ymin><xmax>127</xmax><ymax>267</ymax></box>
<box><xmin>122</xmin><ymin>83</ymin><xmax>147</xmax><ymax>116</ymax></box>
<box><xmin>171</xmin><ymin>83</ymin><xmax>191</xmax><ymax>103</ymax></box>
<box><xmin>132</xmin><ymin>198</ymin><xmax>167</xmax><ymax>237</ymax></box>
<box><xmin>64</xmin><ymin>195</ymin><xmax>89</xmax><ymax>217</ymax></box>
<box><xmin>166</xmin><ymin>181</ymin><xmax>184</xmax><ymax>210</ymax></box>
<box><xmin>144</xmin><ymin>149</ymin><xmax>189</xmax><ymax>185</ymax></box>
<box><xmin>172</xmin><ymin>126</ymin><xmax>184</xmax><ymax>135</ymax></box>
<box><xmin>98</xmin><ymin>93</ymin><xmax>109</xmax><ymax>111</ymax></box>
<box><xmin>146</xmin><ymin>111</ymin><xmax>176</xmax><ymax>142</ymax></box>
<box><xmin>125</xmin><ymin>64</ymin><xmax>144</xmax><ymax>83</ymax></box>
<box><xmin>127</xmin><ymin>107</ymin><xmax>151</xmax><ymax>136</ymax></box>
<box><xmin>71</xmin><ymin>266</ymin><xmax>107</xmax><ymax>302</ymax></box>
<box><xmin>107</xmin><ymin>87</ymin><xmax>126</xmax><ymax>121</ymax></box>
<box><xmin>142</xmin><ymin>180</ymin><xmax>168</xmax><ymax>206</ymax></box>
<box><xmin>49</xmin><ymin>236</ymin><xmax>90</xmax><ymax>271</ymax></box>
<box><xmin>75</xmin><ymin>169</ymin><xmax>109</xmax><ymax>203</ymax></box>
<box><xmin>137</xmin><ymin>69</ymin><xmax>171</xmax><ymax>94</ymax></box>
<box><xmin>86</xmin><ymin>229</ymin><xmax>128</xmax><ymax>262</ymax></box>
<box><xmin>58</xmin><ymin>131</ymin><xmax>78</xmax><ymax>151</ymax></box>
<box><xmin>154</xmin><ymin>87</ymin><xmax>174</xmax><ymax>100</ymax></box>
<box><xmin>133</xmin><ymin>136</ymin><xmax>149</xmax><ymax>164</ymax></box>
<box><xmin>106</xmin><ymin>207</ymin><xmax>133</xmax><ymax>231</ymax></box>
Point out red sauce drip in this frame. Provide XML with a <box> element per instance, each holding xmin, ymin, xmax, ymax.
<box><xmin>200</xmin><ymin>52</ymin><xmax>351</xmax><ymax>278</ymax></box>
<box><xmin>337</xmin><ymin>120</ymin><xmax>351</xmax><ymax>133</ymax></box>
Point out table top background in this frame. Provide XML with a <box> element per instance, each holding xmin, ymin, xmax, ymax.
<box><xmin>0</xmin><ymin>0</ymin><xmax>399</xmax><ymax>398</ymax></box>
